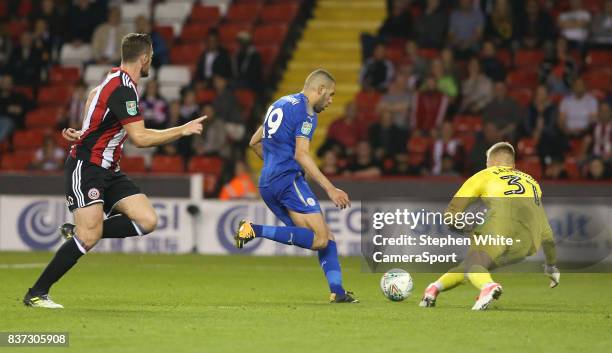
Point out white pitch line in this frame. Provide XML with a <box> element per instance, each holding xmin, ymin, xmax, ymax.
<box><xmin>0</xmin><ymin>263</ymin><xmax>46</xmax><ymax>269</ymax></box>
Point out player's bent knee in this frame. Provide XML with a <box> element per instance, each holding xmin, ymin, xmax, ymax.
<box><xmin>311</xmin><ymin>233</ymin><xmax>329</xmax><ymax>250</ymax></box>
<box><xmin>134</xmin><ymin>212</ymin><xmax>158</xmax><ymax>235</ymax></box>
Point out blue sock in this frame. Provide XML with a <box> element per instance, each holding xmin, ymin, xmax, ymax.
<box><xmin>251</xmin><ymin>224</ymin><xmax>314</xmax><ymax>249</ymax></box>
<box><xmin>318</xmin><ymin>240</ymin><xmax>345</xmax><ymax>295</ymax></box>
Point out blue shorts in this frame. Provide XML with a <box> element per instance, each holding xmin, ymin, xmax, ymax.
<box><xmin>259</xmin><ymin>173</ymin><xmax>321</xmax><ymax>226</ymax></box>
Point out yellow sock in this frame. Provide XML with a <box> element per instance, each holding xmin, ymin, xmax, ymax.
<box><xmin>435</xmin><ymin>267</ymin><xmax>465</xmax><ymax>291</ymax></box>
<box><xmin>467</xmin><ymin>265</ymin><xmax>494</xmax><ymax>290</ymax></box>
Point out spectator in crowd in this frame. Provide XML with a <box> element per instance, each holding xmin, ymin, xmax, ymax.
<box><xmin>404</xmin><ymin>40</ymin><xmax>429</xmax><ymax>79</ymax></box>
<box><xmin>134</xmin><ymin>15</ymin><xmax>169</xmax><ymax>69</ymax></box>
<box><xmin>430</xmin><ymin>58</ymin><xmax>458</xmax><ymax>99</ymax></box>
<box><xmin>195</xmin><ymin>29</ymin><xmax>233</xmax><ymax>87</ymax></box>
<box><xmin>212</xmin><ymin>75</ymin><xmax>244</xmax><ymax>146</ymax></box>
<box><xmin>167</xmin><ymin>100</ymin><xmax>191</xmax><ymax>159</ymax></box>
<box><xmin>583</xmin><ymin>101</ymin><xmax>612</xmax><ymax>160</ymax></box>
<box><xmin>448</xmin><ymin>0</ymin><xmax>485</xmax><ymax>58</ymax></box>
<box><xmin>540</xmin><ymin>37</ymin><xmax>578</xmax><ymax>95</ymax></box>
<box><xmin>482</xmin><ymin>81</ymin><xmax>521</xmax><ymax>140</ymax></box>
<box><xmin>32</xmin><ymin>18</ymin><xmax>52</xmax><ymax>63</ymax></box>
<box><xmin>590</xmin><ymin>0</ymin><xmax>612</xmax><ymax>46</ymax></box>
<box><xmin>411</xmin><ymin>76</ymin><xmax>449</xmax><ymax>134</ymax></box>
<box><xmin>558</xmin><ymin>0</ymin><xmax>591</xmax><ymax>47</ymax></box>
<box><xmin>369</xmin><ymin>110</ymin><xmax>407</xmax><ymax>160</ymax></box>
<box><xmin>479</xmin><ymin>40</ymin><xmax>506</xmax><ymax>81</ymax></box>
<box><xmin>321</xmin><ymin>150</ymin><xmax>343</xmax><ymax>177</ymax></box>
<box><xmin>524</xmin><ymin>85</ymin><xmax>568</xmax><ymax>162</ymax></box>
<box><xmin>396</xmin><ymin>63</ymin><xmax>419</xmax><ymax>92</ymax></box>
<box><xmin>30</xmin><ymin>0</ymin><xmax>67</xmax><ymax>61</ymax></box>
<box><xmin>233</xmin><ymin>31</ymin><xmax>262</xmax><ymax>91</ymax></box>
<box><xmin>440</xmin><ymin>48</ymin><xmax>460</xmax><ymax>83</ymax></box>
<box><xmin>8</xmin><ymin>32</ymin><xmax>45</xmax><ymax>86</ymax></box>
<box><xmin>192</xmin><ymin>103</ymin><xmax>229</xmax><ymax>158</ymax></box>
<box><xmin>379</xmin><ymin>0</ymin><xmax>413</xmax><ymax>40</ymax></box>
<box><xmin>584</xmin><ymin>157</ymin><xmax>611</xmax><ymax>179</ymax></box>
<box><xmin>318</xmin><ymin>101</ymin><xmax>367</xmax><ymax>157</ymax></box>
<box><xmin>67</xmin><ymin>0</ymin><xmax>99</xmax><ymax>43</ymax></box>
<box><xmin>66</xmin><ymin>81</ymin><xmax>87</xmax><ymax>129</ymax></box>
<box><xmin>179</xmin><ymin>88</ymin><xmax>200</xmax><ymax>122</ymax></box>
<box><xmin>484</xmin><ymin>0</ymin><xmax>517</xmax><ymax>48</ymax></box>
<box><xmin>345</xmin><ymin>141</ymin><xmax>382</xmax><ymax>177</ymax></box>
<box><xmin>430</xmin><ymin>121</ymin><xmax>464</xmax><ymax>175</ymax></box>
<box><xmin>516</xmin><ymin>0</ymin><xmax>556</xmax><ymax>49</ymax></box>
<box><xmin>559</xmin><ymin>78</ymin><xmax>598</xmax><ymax>138</ymax></box>
<box><xmin>219</xmin><ymin>160</ymin><xmax>258</xmax><ymax>200</ymax></box>
<box><xmin>391</xmin><ymin>153</ymin><xmax>412</xmax><ymax>175</ymax></box>
<box><xmin>414</xmin><ymin>0</ymin><xmax>448</xmax><ymax>49</ymax></box>
<box><xmin>377</xmin><ymin>75</ymin><xmax>412</xmax><ymax>130</ymax></box>
<box><xmin>0</xmin><ymin>24</ymin><xmax>12</xmax><ymax>69</ymax></box>
<box><xmin>31</xmin><ymin>135</ymin><xmax>65</xmax><ymax>171</ymax></box>
<box><xmin>140</xmin><ymin>80</ymin><xmax>168</xmax><ymax>130</ymax></box>
<box><xmin>360</xmin><ymin>42</ymin><xmax>394</xmax><ymax>91</ymax></box>
<box><xmin>469</xmin><ymin>122</ymin><xmax>503</xmax><ymax>173</ymax></box>
<box><xmin>544</xmin><ymin>156</ymin><xmax>569</xmax><ymax>180</ymax></box>
<box><xmin>0</xmin><ymin>74</ymin><xmax>31</xmax><ymax>142</ymax></box>
<box><xmin>459</xmin><ymin>57</ymin><xmax>493</xmax><ymax>114</ymax></box>
<box><xmin>91</xmin><ymin>6</ymin><xmax>129</xmax><ymax>64</ymax></box>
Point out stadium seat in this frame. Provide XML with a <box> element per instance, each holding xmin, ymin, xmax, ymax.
<box><xmin>190</xmin><ymin>4</ymin><xmax>221</xmax><ymax>24</ymax></box>
<box><xmin>417</xmin><ymin>48</ymin><xmax>439</xmax><ymax>59</ymax></box>
<box><xmin>154</xmin><ymin>25</ymin><xmax>175</xmax><ymax>45</ymax></box>
<box><xmin>496</xmin><ymin>49</ymin><xmax>512</xmax><ymax>69</ymax></box>
<box><xmin>506</xmin><ymin>70</ymin><xmax>538</xmax><ymax>89</ymax></box>
<box><xmin>586</xmin><ymin>50</ymin><xmax>612</xmax><ymax>68</ymax></box>
<box><xmin>188</xmin><ymin>156</ymin><xmax>224</xmax><ymax>176</ymax></box>
<box><xmin>159</xmin><ymin>85</ymin><xmax>182</xmax><ymax>101</ymax></box>
<box><xmin>154</xmin><ymin>2</ymin><xmax>193</xmax><ymax>34</ymax></box>
<box><xmin>226</xmin><ymin>3</ymin><xmax>261</xmax><ymax>24</ymax></box>
<box><xmin>37</xmin><ymin>86</ymin><xmax>74</xmax><ymax>107</ymax></box>
<box><xmin>121</xmin><ymin>3</ymin><xmax>151</xmax><ymax>24</ymax></box>
<box><xmin>196</xmin><ymin>89</ymin><xmax>216</xmax><ymax>104</ymax></box>
<box><xmin>13</xmin><ymin>86</ymin><xmax>34</xmax><ymax>100</ymax></box>
<box><xmin>516</xmin><ymin>157</ymin><xmax>542</xmax><ymax>180</ymax></box>
<box><xmin>60</xmin><ymin>44</ymin><xmax>93</xmax><ymax>68</ymax></box>
<box><xmin>583</xmin><ymin>69</ymin><xmax>612</xmax><ymax>91</ymax></box>
<box><xmin>218</xmin><ymin>23</ymin><xmax>252</xmax><ymax>44</ymax></box>
<box><xmin>235</xmin><ymin>89</ymin><xmax>255</xmax><ymax>115</ymax></box>
<box><xmin>354</xmin><ymin>91</ymin><xmax>381</xmax><ymax>112</ymax></box>
<box><xmin>170</xmin><ymin>43</ymin><xmax>204</xmax><ymax>65</ymax></box>
<box><xmin>514</xmin><ymin>49</ymin><xmax>545</xmax><ymax>68</ymax></box>
<box><xmin>0</xmin><ymin>152</ymin><xmax>33</xmax><ymax>171</ymax></box>
<box><xmin>7</xmin><ymin>20</ymin><xmax>28</xmax><ymax>41</ymax></box>
<box><xmin>158</xmin><ymin>65</ymin><xmax>191</xmax><ymax>86</ymax></box>
<box><xmin>119</xmin><ymin>156</ymin><xmax>146</xmax><ymax>173</ymax></box>
<box><xmin>458</xmin><ymin>134</ymin><xmax>476</xmax><ymax>153</ymax></box>
<box><xmin>53</xmin><ymin>132</ymin><xmax>72</xmax><ymax>150</ymax></box>
<box><xmin>406</xmin><ymin>136</ymin><xmax>432</xmax><ymax>154</ymax></box>
<box><xmin>564</xmin><ymin>157</ymin><xmax>581</xmax><ymax>179</ymax></box>
<box><xmin>517</xmin><ymin>138</ymin><xmax>538</xmax><ymax>157</ymax></box>
<box><xmin>259</xmin><ymin>3</ymin><xmax>299</xmax><ymax>24</ymax></box>
<box><xmin>453</xmin><ymin>115</ymin><xmax>483</xmax><ymax>134</ymax></box>
<box><xmin>253</xmin><ymin>24</ymin><xmax>288</xmax><ymax>46</ymax></box>
<box><xmin>568</xmin><ymin>138</ymin><xmax>583</xmax><ymax>157</ymax></box>
<box><xmin>25</xmin><ymin>107</ymin><xmax>62</xmax><ymax>129</ymax></box>
<box><xmin>256</xmin><ymin>45</ymin><xmax>280</xmax><ymax>72</ymax></box>
<box><xmin>84</xmin><ymin>65</ymin><xmax>112</xmax><ymax>86</ymax></box>
<box><xmin>12</xmin><ymin>129</ymin><xmax>46</xmax><ymax>150</ymax></box>
<box><xmin>180</xmin><ymin>23</ymin><xmax>210</xmax><ymax>43</ymax></box>
<box><xmin>49</xmin><ymin>66</ymin><xmax>81</xmax><ymax>85</ymax></box>
<box><xmin>151</xmin><ymin>155</ymin><xmax>185</xmax><ymax>173</ymax></box>
<box><xmin>508</xmin><ymin>88</ymin><xmax>533</xmax><ymax>107</ymax></box>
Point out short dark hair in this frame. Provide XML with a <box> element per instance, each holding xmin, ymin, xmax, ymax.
<box><xmin>121</xmin><ymin>33</ymin><xmax>152</xmax><ymax>63</ymax></box>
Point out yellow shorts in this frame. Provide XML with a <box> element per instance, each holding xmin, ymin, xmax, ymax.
<box><xmin>469</xmin><ymin>217</ymin><xmax>536</xmax><ymax>267</ymax></box>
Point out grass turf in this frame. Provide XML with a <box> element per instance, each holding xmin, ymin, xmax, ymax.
<box><xmin>0</xmin><ymin>252</ymin><xmax>611</xmax><ymax>353</ymax></box>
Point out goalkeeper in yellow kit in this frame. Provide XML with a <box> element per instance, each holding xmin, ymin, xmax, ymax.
<box><xmin>419</xmin><ymin>142</ymin><xmax>560</xmax><ymax>310</ymax></box>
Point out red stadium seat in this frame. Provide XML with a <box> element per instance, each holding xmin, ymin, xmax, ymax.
<box><xmin>517</xmin><ymin>138</ymin><xmax>538</xmax><ymax>157</ymax></box>
<box><xmin>496</xmin><ymin>49</ymin><xmax>512</xmax><ymax>69</ymax></box>
<box><xmin>259</xmin><ymin>3</ymin><xmax>299</xmax><ymax>24</ymax></box>
<box><xmin>564</xmin><ymin>157</ymin><xmax>581</xmax><ymax>179</ymax></box>
<box><xmin>253</xmin><ymin>24</ymin><xmax>288</xmax><ymax>46</ymax></box>
<box><xmin>508</xmin><ymin>88</ymin><xmax>533</xmax><ymax>107</ymax></box>
<box><xmin>458</xmin><ymin>134</ymin><xmax>476</xmax><ymax>152</ymax></box>
<box><xmin>7</xmin><ymin>20</ymin><xmax>28</xmax><ymax>41</ymax></box>
<box><xmin>514</xmin><ymin>49</ymin><xmax>545</xmax><ymax>68</ymax></box>
<box><xmin>218</xmin><ymin>23</ymin><xmax>252</xmax><ymax>44</ymax></box>
<box><xmin>37</xmin><ymin>86</ymin><xmax>73</xmax><ymax>107</ymax></box>
<box><xmin>516</xmin><ymin>157</ymin><xmax>542</xmax><ymax>180</ymax></box>
<box><xmin>226</xmin><ymin>3</ymin><xmax>261</xmax><ymax>24</ymax></box>
<box><xmin>417</xmin><ymin>48</ymin><xmax>439</xmax><ymax>59</ymax></box>
<box><xmin>1</xmin><ymin>152</ymin><xmax>33</xmax><ymax>171</ymax></box>
<box><xmin>386</xmin><ymin>46</ymin><xmax>404</xmax><ymax>64</ymax></box>
<box><xmin>49</xmin><ymin>66</ymin><xmax>81</xmax><ymax>84</ymax></box>
<box><xmin>119</xmin><ymin>156</ymin><xmax>146</xmax><ymax>173</ymax></box>
<box><xmin>235</xmin><ymin>89</ymin><xmax>255</xmax><ymax>115</ymax></box>
<box><xmin>170</xmin><ymin>43</ymin><xmax>204</xmax><ymax>65</ymax></box>
<box><xmin>154</xmin><ymin>26</ymin><xmax>175</xmax><ymax>45</ymax></box>
<box><xmin>25</xmin><ymin>107</ymin><xmax>62</xmax><ymax>129</ymax></box>
<box><xmin>453</xmin><ymin>115</ymin><xmax>483</xmax><ymax>134</ymax></box>
<box><xmin>584</xmin><ymin>0</ymin><xmax>603</xmax><ymax>12</ymax></box>
<box><xmin>568</xmin><ymin>138</ymin><xmax>583</xmax><ymax>157</ymax></box>
<box><xmin>53</xmin><ymin>132</ymin><xmax>72</xmax><ymax>150</ymax></box>
<box><xmin>151</xmin><ymin>155</ymin><xmax>184</xmax><ymax>173</ymax></box>
<box><xmin>190</xmin><ymin>5</ymin><xmax>221</xmax><ymax>24</ymax></box>
<box><xmin>407</xmin><ymin>136</ymin><xmax>432</xmax><ymax>154</ymax></box>
<box><xmin>12</xmin><ymin>129</ymin><xmax>46</xmax><ymax>150</ymax></box>
<box><xmin>586</xmin><ymin>50</ymin><xmax>612</xmax><ymax>68</ymax></box>
<box><xmin>180</xmin><ymin>23</ymin><xmax>210</xmax><ymax>43</ymax></box>
<box><xmin>354</xmin><ymin>91</ymin><xmax>381</xmax><ymax>112</ymax></box>
<box><xmin>188</xmin><ymin>156</ymin><xmax>224</xmax><ymax>176</ymax></box>
<box><xmin>256</xmin><ymin>45</ymin><xmax>280</xmax><ymax>70</ymax></box>
<box><xmin>506</xmin><ymin>70</ymin><xmax>538</xmax><ymax>89</ymax></box>
<box><xmin>196</xmin><ymin>89</ymin><xmax>216</xmax><ymax>104</ymax></box>
<box><xmin>13</xmin><ymin>86</ymin><xmax>34</xmax><ymax>100</ymax></box>
<box><xmin>583</xmin><ymin>69</ymin><xmax>612</xmax><ymax>91</ymax></box>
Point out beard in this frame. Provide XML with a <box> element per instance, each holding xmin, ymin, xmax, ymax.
<box><xmin>140</xmin><ymin>65</ymin><xmax>150</xmax><ymax>78</ymax></box>
<box><xmin>313</xmin><ymin>97</ymin><xmax>327</xmax><ymax>113</ymax></box>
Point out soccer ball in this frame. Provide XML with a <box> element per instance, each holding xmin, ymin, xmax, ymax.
<box><xmin>380</xmin><ymin>268</ymin><xmax>413</xmax><ymax>301</ymax></box>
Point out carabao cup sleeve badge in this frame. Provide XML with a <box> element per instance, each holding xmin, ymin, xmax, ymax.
<box><xmin>301</xmin><ymin>121</ymin><xmax>313</xmax><ymax>135</ymax></box>
<box><xmin>126</xmin><ymin>101</ymin><xmax>138</xmax><ymax>116</ymax></box>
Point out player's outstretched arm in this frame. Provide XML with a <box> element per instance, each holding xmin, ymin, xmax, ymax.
<box><xmin>249</xmin><ymin>125</ymin><xmax>264</xmax><ymax>160</ymax></box>
<box><xmin>295</xmin><ymin>137</ymin><xmax>350</xmax><ymax>209</ymax></box>
<box><xmin>123</xmin><ymin>116</ymin><xmax>206</xmax><ymax>148</ymax></box>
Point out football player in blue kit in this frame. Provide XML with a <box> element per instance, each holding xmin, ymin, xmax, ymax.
<box><xmin>235</xmin><ymin>69</ymin><xmax>358</xmax><ymax>303</ymax></box>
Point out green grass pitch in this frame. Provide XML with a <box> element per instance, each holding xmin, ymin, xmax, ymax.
<box><xmin>1</xmin><ymin>252</ymin><xmax>611</xmax><ymax>353</ymax></box>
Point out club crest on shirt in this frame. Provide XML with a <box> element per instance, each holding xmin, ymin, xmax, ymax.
<box><xmin>301</xmin><ymin>121</ymin><xmax>312</xmax><ymax>135</ymax></box>
<box><xmin>126</xmin><ymin>101</ymin><xmax>137</xmax><ymax>116</ymax></box>
<box><xmin>88</xmin><ymin>188</ymin><xmax>100</xmax><ymax>200</ymax></box>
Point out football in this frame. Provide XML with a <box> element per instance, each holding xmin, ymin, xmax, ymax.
<box><xmin>380</xmin><ymin>268</ymin><xmax>414</xmax><ymax>301</ymax></box>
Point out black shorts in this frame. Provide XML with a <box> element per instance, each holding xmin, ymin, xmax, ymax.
<box><xmin>64</xmin><ymin>157</ymin><xmax>141</xmax><ymax>215</ymax></box>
